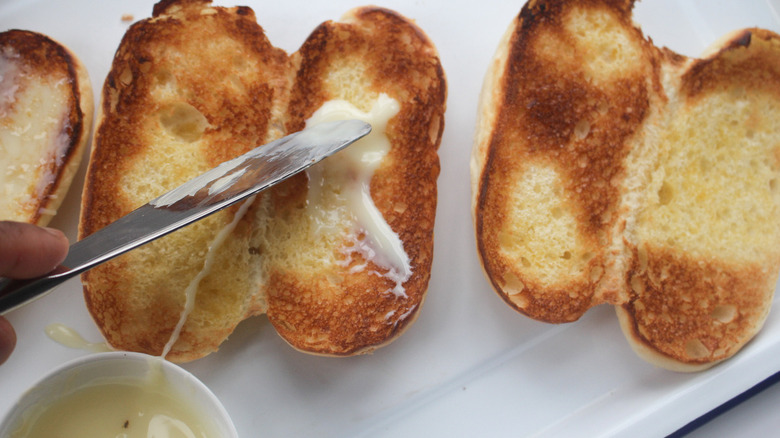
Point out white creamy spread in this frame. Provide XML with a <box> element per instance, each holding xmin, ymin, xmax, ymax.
<box><xmin>383</xmin><ymin>304</ymin><xmax>417</xmax><ymax>326</ymax></box>
<box><xmin>161</xmin><ymin>195</ymin><xmax>256</xmax><ymax>359</ymax></box>
<box><xmin>305</xmin><ymin>93</ymin><xmax>412</xmax><ymax>297</ymax></box>
<box><xmin>1</xmin><ymin>47</ymin><xmax>71</xmax><ymax>221</ymax></box>
<box><xmin>0</xmin><ymin>47</ymin><xmax>21</xmax><ymax>117</ymax></box>
<box><xmin>149</xmin><ymin>154</ymin><xmax>249</xmax><ymax>207</ymax></box>
<box><xmin>208</xmin><ymin>166</ymin><xmax>247</xmax><ymax>196</ymax></box>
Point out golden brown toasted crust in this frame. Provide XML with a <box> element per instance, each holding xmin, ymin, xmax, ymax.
<box><xmin>475</xmin><ymin>0</ymin><xmax>780</xmax><ymax>371</ymax></box>
<box><xmin>619</xmin><ymin>246</ymin><xmax>775</xmax><ymax>372</ymax></box>
<box><xmin>80</xmin><ymin>0</ymin><xmax>291</xmax><ymax>361</ymax></box>
<box><xmin>0</xmin><ymin>29</ymin><xmax>93</xmax><ymax>225</ymax></box>
<box><xmin>263</xmin><ymin>7</ymin><xmax>445</xmax><ymax>355</ymax></box>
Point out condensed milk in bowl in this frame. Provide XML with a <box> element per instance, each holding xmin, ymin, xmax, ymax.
<box><xmin>0</xmin><ymin>351</ymin><xmax>237</xmax><ymax>438</ymax></box>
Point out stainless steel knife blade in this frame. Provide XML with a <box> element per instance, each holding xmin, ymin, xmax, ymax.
<box><xmin>0</xmin><ymin>119</ymin><xmax>372</xmax><ymax>313</ymax></box>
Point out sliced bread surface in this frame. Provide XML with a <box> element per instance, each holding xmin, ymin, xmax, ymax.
<box><xmin>1</xmin><ymin>29</ymin><xmax>93</xmax><ymax>226</ymax></box>
<box><xmin>80</xmin><ymin>0</ymin><xmax>445</xmax><ymax>361</ymax></box>
<box><xmin>257</xmin><ymin>6</ymin><xmax>445</xmax><ymax>355</ymax></box>
<box><xmin>473</xmin><ymin>0</ymin><xmax>780</xmax><ymax>370</ymax></box>
<box><xmin>80</xmin><ymin>0</ymin><xmax>291</xmax><ymax>362</ymax></box>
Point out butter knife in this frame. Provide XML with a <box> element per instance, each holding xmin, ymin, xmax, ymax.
<box><xmin>0</xmin><ymin>119</ymin><xmax>371</xmax><ymax>313</ymax></box>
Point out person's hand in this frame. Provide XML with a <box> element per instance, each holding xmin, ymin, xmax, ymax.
<box><xmin>0</xmin><ymin>221</ymin><xmax>69</xmax><ymax>365</ymax></box>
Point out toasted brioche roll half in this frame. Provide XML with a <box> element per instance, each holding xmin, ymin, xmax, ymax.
<box><xmin>1</xmin><ymin>29</ymin><xmax>93</xmax><ymax>225</ymax></box>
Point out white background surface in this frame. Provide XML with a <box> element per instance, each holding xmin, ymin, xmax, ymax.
<box><xmin>2</xmin><ymin>1</ymin><xmax>780</xmax><ymax>437</ymax></box>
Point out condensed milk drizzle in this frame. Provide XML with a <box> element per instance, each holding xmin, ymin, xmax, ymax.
<box><xmin>305</xmin><ymin>93</ymin><xmax>413</xmax><ymax>298</ymax></box>
<box><xmin>161</xmin><ymin>195</ymin><xmax>256</xmax><ymax>359</ymax></box>
<box><xmin>44</xmin><ymin>323</ymin><xmax>111</xmax><ymax>353</ymax></box>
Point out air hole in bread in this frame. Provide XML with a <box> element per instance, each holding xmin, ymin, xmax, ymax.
<box><xmin>511</xmin><ymin>293</ymin><xmax>530</xmax><ymax>309</ymax></box>
<box><xmin>120</xmin><ymin>67</ymin><xmax>133</xmax><ymax>85</ymax></box>
<box><xmin>685</xmin><ymin>339</ymin><xmax>710</xmax><ymax>359</ymax></box>
<box><xmin>521</xmin><ymin>256</ymin><xmax>531</xmax><ymax>267</ymax></box>
<box><xmin>498</xmin><ymin>230</ymin><xmax>517</xmax><ymax>249</ymax></box>
<box><xmin>597</xmin><ymin>100</ymin><xmax>609</xmax><ymax>115</ymax></box>
<box><xmin>428</xmin><ymin>114</ymin><xmax>441</xmax><ymax>144</ymax></box>
<box><xmin>711</xmin><ymin>304</ymin><xmax>737</xmax><ymax>324</ymax></box>
<box><xmin>562</xmin><ymin>251</ymin><xmax>572</xmax><ymax>259</ymax></box>
<box><xmin>770</xmin><ymin>178</ymin><xmax>778</xmax><ymax>194</ymax></box>
<box><xmin>637</xmin><ymin>323</ymin><xmax>650</xmax><ymax>339</ymax></box>
<box><xmin>154</xmin><ymin>69</ymin><xmax>174</xmax><ymax>86</ymax></box>
<box><xmin>630</xmin><ymin>274</ymin><xmax>644</xmax><ymax>295</ymax></box>
<box><xmin>502</xmin><ymin>272</ymin><xmax>526</xmax><ymax>295</ymax></box>
<box><xmin>573</xmin><ymin>119</ymin><xmax>590</xmax><ymax>140</ymax></box>
<box><xmin>657</xmin><ymin>181</ymin><xmax>673</xmax><ymax>205</ymax></box>
<box><xmin>159</xmin><ymin>102</ymin><xmax>208</xmax><ymax>142</ymax></box>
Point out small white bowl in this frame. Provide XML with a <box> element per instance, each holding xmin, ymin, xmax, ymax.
<box><xmin>0</xmin><ymin>351</ymin><xmax>237</xmax><ymax>438</ymax></box>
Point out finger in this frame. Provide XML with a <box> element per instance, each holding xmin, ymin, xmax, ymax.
<box><xmin>0</xmin><ymin>316</ymin><xmax>16</xmax><ymax>365</ymax></box>
<box><xmin>0</xmin><ymin>221</ymin><xmax>69</xmax><ymax>279</ymax></box>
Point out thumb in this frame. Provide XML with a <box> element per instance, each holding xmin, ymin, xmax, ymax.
<box><xmin>0</xmin><ymin>221</ymin><xmax>69</xmax><ymax>279</ymax></box>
